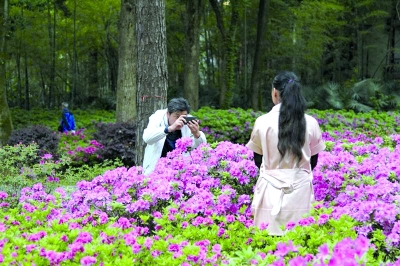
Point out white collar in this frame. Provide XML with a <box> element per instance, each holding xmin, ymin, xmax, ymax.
<box><xmin>271</xmin><ymin>103</ymin><xmax>281</xmax><ymax>112</ymax></box>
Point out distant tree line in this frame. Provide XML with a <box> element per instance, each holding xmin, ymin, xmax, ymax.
<box><xmin>1</xmin><ymin>0</ymin><xmax>400</xmax><ymax>151</ymax></box>
<box><xmin>0</xmin><ymin>0</ymin><xmax>397</xmax><ymax>112</ymax></box>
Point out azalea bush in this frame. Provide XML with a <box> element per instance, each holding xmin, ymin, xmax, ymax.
<box><xmin>2</xmin><ymin>108</ymin><xmax>400</xmax><ymax>265</ymax></box>
<box><xmin>1</xmin><ymin>133</ymin><xmax>400</xmax><ymax>265</ymax></box>
<box><xmin>192</xmin><ymin>107</ymin><xmax>263</xmax><ymax>144</ymax></box>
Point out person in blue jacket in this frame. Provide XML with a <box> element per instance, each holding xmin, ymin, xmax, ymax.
<box><xmin>59</xmin><ymin>102</ymin><xmax>76</xmax><ymax>133</ymax></box>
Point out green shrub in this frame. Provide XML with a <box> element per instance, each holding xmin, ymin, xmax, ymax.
<box><xmin>0</xmin><ymin>142</ymin><xmax>124</xmax><ymax>208</ymax></box>
<box><xmin>192</xmin><ymin>107</ymin><xmax>263</xmax><ymax>144</ymax></box>
<box><xmin>0</xmin><ymin>143</ymin><xmax>49</xmax><ymax>207</ymax></box>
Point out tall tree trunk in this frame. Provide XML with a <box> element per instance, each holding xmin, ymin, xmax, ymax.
<box><xmin>204</xmin><ymin>26</ymin><xmax>213</xmax><ymax>97</ymax></box>
<box><xmin>15</xmin><ymin>54</ymin><xmax>23</xmax><ymax>108</ymax></box>
<box><xmin>357</xmin><ymin>27</ymin><xmax>364</xmax><ymax>79</ymax></box>
<box><xmin>0</xmin><ymin>0</ymin><xmax>13</xmax><ymax>146</ymax></box>
<box><xmin>105</xmin><ymin>35</ymin><xmax>118</xmax><ymax>94</ymax></box>
<box><xmin>183</xmin><ymin>0</ymin><xmax>202</xmax><ymax>111</ymax></box>
<box><xmin>72</xmin><ymin>0</ymin><xmax>77</xmax><ymax>105</ymax></box>
<box><xmin>250</xmin><ymin>0</ymin><xmax>269</xmax><ymax>110</ymax></box>
<box><xmin>136</xmin><ymin>0</ymin><xmax>168</xmax><ymax>167</ymax></box>
<box><xmin>387</xmin><ymin>0</ymin><xmax>396</xmax><ymax>74</ymax></box>
<box><xmin>116</xmin><ymin>0</ymin><xmax>137</xmax><ymax>123</ymax></box>
<box><xmin>87</xmin><ymin>48</ymin><xmax>99</xmax><ymax>101</ymax></box>
<box><xmin>47</xmin><ymin>0</ymin><xmax>56</xmax><ymax>108</ymax></box>
<box><xmin>209</xmin><ymin>0</ymin><xmax>239</xmax><ymax>109</ymax></box>
<box><xmin>24</xmin><ymin>51</ymin><xmax>30</xmax><ymax>110</ymax></box>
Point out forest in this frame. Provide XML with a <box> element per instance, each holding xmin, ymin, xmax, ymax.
<box><xmin>0</xmin><ymin>0</ymin><xmax>399</xmax><ymax>114</ymax></box>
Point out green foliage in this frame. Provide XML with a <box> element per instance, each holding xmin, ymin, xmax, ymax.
<box><xmin>0</xmin><ymin>142</ymin><xmax>123</xmax><ymax>208</ymax></box>
<box><xmin>308</xmin><ymin>108</ymin><xmax>400</xmax><ymax>136</ymax></box>
<box><xmin>7</xmin><ymin>125</ymin><xmax>60</xmax><ymax>157</ymax></box>
<box><xmin>192</xmin><ymin>107</ymin><xmax>263</xmax><ymax>144</ymax></box>
<box><xmin>0</xmin><ymin>144</ymin><xmax>38</xmax><ymax>206</ymax></box>
<box><xmin>10</xmin><ymin>107</ymin><xmax>116</xmax><ymax>135</ymax></box>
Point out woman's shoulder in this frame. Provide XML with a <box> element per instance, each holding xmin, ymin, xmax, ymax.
<box><xmin>304</xmin><ymin>114</ymin><xmax>319</xmax><ymax>124</ymax></box>
<box><xmin>254</xmin><ymin>113</ymin><xmax>275</xmax><ymax>125</ymax></box>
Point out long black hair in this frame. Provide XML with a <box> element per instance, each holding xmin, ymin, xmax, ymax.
<box><xmin>272</xmin><ymin>71</ymin><xmax>306</xmax><ymax>164</ymax></box>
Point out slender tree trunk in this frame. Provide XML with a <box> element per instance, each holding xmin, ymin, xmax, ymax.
<box><xmin>106</xmin><ymin>36</ymin><xmax>118</xmax><ymax>94</ymax></box>
<box><xmin>136</xmin><ymin>0</ymin><xmax>168</xmax><ymax>167</ymax></box>
<box><xmin>0</xmin><ymin>0</ymin><xmax>13</xmax><ymax>146</ymax></box>
<box><xmin>47</xmin><ymin>0</ymin><xmax>56</xmax><ymax>108</ymax></box>
<box><xmin>24</xmin><ymin>51</ymin><xmax>30</xmax><ymax>110</ymax></box>
<box><xmin>357</xmin><ymin>27</ymin><xmax>363</xmax><ymax>79</ymax></box>
<box><xmin>204</xmin><ymin>26</ymin><xmax>212</xmax><ymax>96</ymax></box>
<box><xmin>209</xmin><ymin>0</ymin><xmax>239</xmax><ymax>109</ymax></box>
<box><xmin>72</xmin><ymin>0</ymin><xmax>77</xmax><ymax>105</ymax></box>
<box><xmin>40</xmin><ymin>68</ymin><xmax>46</xmax><ymax>106</ymax></box>
<box><xmin>250</xmin><ymin>0</ymin><xmax>269</xmax><ymax>110</ymax></box>
<box><xmin>16</xmin><ymin>54</ymin><xmax>22</xmax><ymax>108</ymax></box>
<box><xmin>387</xmin><ymin>0</ymin><xmax>396</xmax><ymax>73</ymax></box>
<box><xmin>116</xmin><ymin>0</ymin><xmax>137</xmax><ymax>123</ymax></box>
<box><xmin>88</xmin><ymin>48</ymin><xmax>99</xmax><ymax>101</ymax></box>
<box><xmin>184</xmin><ymin>0</ymin><xmax>202</xmax><ymax>111</ymax></box>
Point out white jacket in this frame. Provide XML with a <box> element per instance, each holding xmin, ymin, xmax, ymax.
<box><xmin>142</xmin><ymin>108</ymin><xmax>207</xmax><ymax>175</ymax></box>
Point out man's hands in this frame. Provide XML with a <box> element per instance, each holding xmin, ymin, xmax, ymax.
<box><xmin>168</xmin><ymin>115</ymin><xmax>200</xmax><ymax>138</ymax></box>
<box><xmin>186</xmin><ymin>118</ymin><xmax>200</xmax><ymax>139</ymax></box>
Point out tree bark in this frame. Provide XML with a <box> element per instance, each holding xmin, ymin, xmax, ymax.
<box><xmin>72</xmin><ymin>0</ymin><xmax>77</xmax><ymax>105</ymax></box>
<box><xmin>24</xmin><ymin>51</ymin><xmax>30</xmax><ymax>110</ymax></box>
<box><xmin>116</xmin><ymin>0</ymin><xmax>137</xmax><ymax>123</ymax></box>
<box><xmin>87</xmin><ymin>48</ymin><xmax>99</xmax><ymax>101</ymax></box>
<box><xmin>209</xmin><ymin>0</ymin><xmax>239</xmax><ymax>109</ymax></box>
<box><xmin>387</xmin><ymin>0</ymin><xmax>396</xmax><ymax>70</ymax></box>
<box><xmin>250</xmin><ymin>0</ymin><xmax>269</xmax><ymax>110</ymax></box>
<box><xmin>0</xmin><ymin>0</ymin><xmax>13</xmax><ymax>146</ymax></box>
<box><xmin>183</xmin><ymin>0</ymin><xmax>202</xmax><ymax>111</ymax></box>
<box><xmin>15</xmin><ymin>54</ymin><xmax>22</xmax><ymax>108</ymax></box>
<box><xmin>136</xmin><ymin>0</ymin><xmax>168</xmax><ymax>167</ymax></box>
<box><xmin>106</xmin><ymin>31</ymin><xmax>118</xmax><ymax>94</ymax></box>
<box><xmin>47</xmin><ymin>0</ymin><xmax>56</xmax><ymax>108</ymax></box>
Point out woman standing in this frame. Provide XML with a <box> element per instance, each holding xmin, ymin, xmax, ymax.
<box><xmin>246</xmin><ymin>71</ymin><xmax>325</xmax><ymax>235</ymax></box>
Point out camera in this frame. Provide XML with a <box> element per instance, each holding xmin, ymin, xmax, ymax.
<box><xmin>183</xmin><ymin>116</ymin><xmax>198</xmax><ymax>124</ymax></box>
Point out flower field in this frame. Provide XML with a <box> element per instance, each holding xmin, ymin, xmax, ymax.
<box><xmin>1</xmin><ymin>110</ymin><xmax>400</xmax><ymax>265</ymax></box>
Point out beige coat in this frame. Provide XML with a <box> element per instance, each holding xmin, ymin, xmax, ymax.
<box><xmin>246</xmin><ymin>104</ymin><xmax>325</xmax><ymax>235</ymax></box>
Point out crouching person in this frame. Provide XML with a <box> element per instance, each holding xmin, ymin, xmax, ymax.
<box><xmin>142</xmin><ymin>97</ymin><xmax>207</xmax><ymax>175</ymax></box>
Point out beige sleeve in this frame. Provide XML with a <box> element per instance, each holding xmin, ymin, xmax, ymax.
<box><xmin>310</xmin><ymin>120</ymin><xmax>325</xmax><ymax>155</ymax></box>
<box><xmin>246</xmin><ymin>120</ymin><xmax>263</xmax><ymax>155</ymax></box>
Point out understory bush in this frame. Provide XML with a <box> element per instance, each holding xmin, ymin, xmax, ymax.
<box><xmin>7</xmin><ymin>125</ymin><xmax>59</xmax><ymax>157</ymax></box>
<box><xmin>92</xmin><ymin>122</ymin><xmax>136</xmax><ymax>167</ymax></box>
<box><xmin>192</xmin><ymin>107</ymin><xmax>263</xmax><ymax>144</ymax></box>
<box><xmin>0</xmin><ymin>143</ymin><xmax>124</xmax><ymax>208</ymax></box>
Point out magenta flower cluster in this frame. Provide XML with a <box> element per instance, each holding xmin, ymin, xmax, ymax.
<box><xmin>1</xmin><ymin>130</ymin><xmax>400</xmax><ymax>265</ymax></box>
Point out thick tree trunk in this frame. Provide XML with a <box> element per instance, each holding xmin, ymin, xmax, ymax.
<box><xmin>0</xmin><ymin>0</ymin><xmax>13</xmax><ymax>146</ymax></box>
<box><xmin>116</xmin><ymin>0</ymin><xmax>137</xmax><ymax>123</ymax></box>
<box><xmin>250</xmin><ymin>0</ymin><xmax>269</xmax><ymax>110</ymax></box>
<box><xmin>183</xmin><ymin>0</ymin><xmax>202</xmax><ymax>111</ymax></box>
<box><xmin>135</xmin><ymin>0</ymin><xmax>168</xmax><ymax>167</ymax></box>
